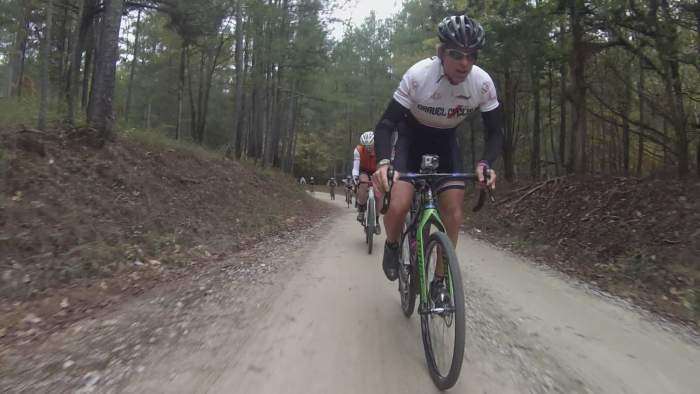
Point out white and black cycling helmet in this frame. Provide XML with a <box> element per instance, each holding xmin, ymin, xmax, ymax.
<box><xmin>437</xmin><ymin>14</ymin><xmax>485</xmax><ymax>51</ymax></box>
<box><xmin>360</xmin><ymin>131</ymin><xmax>374</xmax><ymax>146</ymax></box>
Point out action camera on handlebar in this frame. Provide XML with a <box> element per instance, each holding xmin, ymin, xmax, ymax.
<box><xmin>420</xmin><ymin>155</ymin><xmax>439</xmax><ymax>173</ymax></box>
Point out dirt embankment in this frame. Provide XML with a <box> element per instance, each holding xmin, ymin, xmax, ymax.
<box><xmin>465</xmin><ymin>175</ymin><xmax>700</xmax><ymax>327</ymax></box>
<box><xmin>0</xmin><ymin>127</ymin><xmax>327</xmax><ymax>341</ymax></box>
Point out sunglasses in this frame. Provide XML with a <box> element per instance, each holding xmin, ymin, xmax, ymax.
<box><xmin>446</xmin><ymin>49</ymin><xmax>477</xmax><ymax>61</ymax></box>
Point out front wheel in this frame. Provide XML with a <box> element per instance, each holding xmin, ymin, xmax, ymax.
<box><xmin>398</xmin><ymin>215</ymin><xmax>417</xmax><ymax>317</ymax></box>
<box><xmin>365</xmin><ymin>198</ymin><xmax>375</xmax><ymax>254</ymax></box>
<box><xmin>420</xmin><ymin>231</ymin><xmax>465</xmax><ymax>390</ymax></box>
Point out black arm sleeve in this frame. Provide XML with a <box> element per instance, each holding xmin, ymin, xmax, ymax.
<box><xmin>374</xmin><ymin>98</ymin><xmax>410</xmax><ymax>161</ymax></box>
<box><xmin>480</xmin><ymin>106</ymin><xmax>505</xmax><ymax>166</ymax></box>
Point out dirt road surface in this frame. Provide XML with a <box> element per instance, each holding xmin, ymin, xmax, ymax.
<box><xmin>3</xmin><ymin>193</ymin><xmax>699</xmax><ymax>393</ymax></box>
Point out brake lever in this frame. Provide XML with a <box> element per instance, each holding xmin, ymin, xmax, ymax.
<box><xmin>380</xmin><ymin>166</ymin><xmax>394</xmax><ymax>215</ymax></box>
<box><xmin>472</xmin><ymin>166</ymin><xmax>495</xmax><ymax>212</ymax></box>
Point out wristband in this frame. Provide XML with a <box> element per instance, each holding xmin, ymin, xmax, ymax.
<box><xmin>378</xmin><ymin>159</ymin><xmax>391</xmax><ymax>167</ymax></box>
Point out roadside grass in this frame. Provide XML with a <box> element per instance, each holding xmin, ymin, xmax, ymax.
<box><xmin>0</xmin><ymin>96</ymin><xmax>62</xmax><ymax>127</ymax></box>
<box><xmin>121</xmin><ymin>126</ymin><xmax>222</xmax><ymax>161</ymax></box>
<box><xmin>0</xmin><ymin>97</ymin><xmax>225</xmax><ymax>164</ymax></box>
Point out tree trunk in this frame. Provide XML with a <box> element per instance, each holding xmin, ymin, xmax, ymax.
<box><xmin>229</xmin><ymin>1</ymin><xmax>244</xmax><ymax>157</ymax></box>
<box><xmin>200</xmin><ymin>38</ymin><xmax>225</xmax><ymax>145</ymax></box>
<box><xmin>38</xmin><ymin>0</ymin><xmax>54</xmax><ymax>130</ymax></box>
<box><xmin>558</xmin><ymin>21</ymin><xmax>567</xmax><ymax>173</ymax></box>
<box><xmin>67</xmin><ymin>0</ymin><xmax>90</xmax><ymax>125</ymax></box>
<box><xmin>236</xmin><ymin>36</ymin><xmax>252</xmax><ymax>159</ymax></box>
<box><xmin>189</xmin><ymin>50</ymin><xmax>202</xmax><ymax>143</ymax></box>
<box><xmin>665</xmin><ymin>59</ymin><xmax>688</xmax><ymax>177</ymax></box>
<box><xmin>637</xmin><ymin>60</ymin><xmax>645</xmax><ymax>176</ymax></box>
<box><xmin>548</xmin><ymin>63</ymin><xmax>558</xmax><ymax>176</ymax></box>
<box><xmin>175</xmin><ymin>43</ymin><xmax>186</xmax><ymax>140</ymax></box>
<box><xmin>287</xmin><ymin>95</ymin><xmax>300</xmax><ymax>172</ymax></box>
<box><xmin>17</xmin><ymin>31</ymin><xmax>28</xmax><ymax>98</ymax></box>
<box><xmin>8</xmin><ymin>5</ymin><xmax>30</xmax><ymax>97</ymax></box>
<box><xmin>502</xmin><ymin>68</ymin><xmax>517</xmax><ymax>181</ymax></box>
<box><xmin>248</xmin><ymin>35</ymin><xmax>264</xmax><ymax>161</ymax></box>
<box><xmin>87</xmin><ymin>0</ymin><xmax>124</xmax><ymax>140</ymax></box>
<box><xmin>186</xmin><ymin>48</ymin><xmax>197</xmax><ymax>141</ymax></box>
<box><xmin>57</xmin><ymin>7</ymin><xmax>69</xmax><ymax>100</ymax></box>
<box><xmin>5</xmin><ymin>31</ymin><xmax>14</xmax><ymax>97</ymax></box>
<box><xmin>654</xmin><ymin>0</ymin><xmax>688</xmax><ymax>176</ymax></box>
<box><xmin>569</xmin><ymin>0</ymin><xmax>588</xmax><ymax>174</ymax></box>
<box><xmin>86</xmin><ymin>12</ymin><xmax>101</xmax><ymax>120</ymax></box>
<box><xmin>124</xmin><ymin>9</ymin><xmax>142</xmax><ymax>124</ymax></box>
<box><xmin>81</xmin><ymin>13</ymin><xmax>96</xmax><ymax>111</ymax></box>
<box><xmin>281</xmin><ymin>85</ymin><xmax>297</xmax><ymax>172</ymax></box>
<box><xmin>275</xmin><ymin>0</ymin><xmax>291</xmax><ymax>168</ymax></box>
<box><xmin>531</xmin><ymin>68</ymin><xmax>541</xmax><ymax>179</ymax></box>
<box><xmin>622</xmin><ymin>57</ymin><xmax>632</xmax><ymax>176</ymax></box>
<box><xmin>266</xmin><ymin>67</ymin><xmax>280</xmax><ymax>167</ymax></box>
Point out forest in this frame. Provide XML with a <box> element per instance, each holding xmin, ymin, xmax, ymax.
<box><xmin>0</xmin><ymin>0</ymin><xmax>698</xmax><ymax>180</ymax></box>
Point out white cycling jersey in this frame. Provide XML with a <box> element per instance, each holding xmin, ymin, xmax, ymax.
<box><xmin>393</xmin><ymin>57</ymin><xmax>499</xmax><ymax>129</ymax></box>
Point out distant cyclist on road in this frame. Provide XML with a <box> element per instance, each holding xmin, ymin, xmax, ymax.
<box><xmin>353</xmin><ymin>131</ymin><xmax>382</xmax><ymax>234</ymax></box>
<box><xmin>343</xmin><ymin>175</ymin><xmax>354</xmax><ymax>205</ymax></box>
<box><xmin>309</xmin><ymin>176</ymin><xmax>315</xmax><ymax>193</ymax></box>
<box><xmin>327</xmin><ymin>177</ymin><xmax>338</xmax><ymax>200</ymax></box>
<box><xmin>372</xmin><ymin>15</ymin><xmax>503</xmax><ymax>302</ymax></box>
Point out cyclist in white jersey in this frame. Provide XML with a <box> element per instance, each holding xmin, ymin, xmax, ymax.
<box><xmin>372</xmin><ymin>15</ymin><xmax>503</xmax><ymax>298</ymax></box>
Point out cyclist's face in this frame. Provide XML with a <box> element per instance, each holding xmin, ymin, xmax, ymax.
<box><xmin>366</xmin><ymin>145</ymin><xmax>374</xmax><ymax>153</ymax></box>
<box><xmin>441</xmin><ymin>46</ymin><xmax>476</xmax><ymax>85</ymax></box>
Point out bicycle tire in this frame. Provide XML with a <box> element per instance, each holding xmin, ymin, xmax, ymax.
<box><xmin>366</xmin><ymin>199</ymin><xmax>375</xmax><ymax>254</ymax></box>
<box><xmin>398</xmin><ymin>215</ymin><xmax>417</xmax><ymax>317</ymax></box>
<box><xmin>420</xmin><ymin>231</ymin><xmax>465</xmax><ymax>390</ymax></box>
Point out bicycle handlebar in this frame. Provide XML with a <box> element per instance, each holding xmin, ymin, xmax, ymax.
<box><xmin>380</xmin><ymin>166</ymin><xmax>495</xmax><ymax>215</ymax></box>
<box><xmin>397</xmin><ymin>172</ymin><xmax>480</xmax><ymax>181</ymax></box>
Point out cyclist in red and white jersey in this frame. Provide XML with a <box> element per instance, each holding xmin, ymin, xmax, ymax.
<box><xmin>353</xmin><ymin>131</ymin><xmax>382</xmax><ymax>234</ymax></box>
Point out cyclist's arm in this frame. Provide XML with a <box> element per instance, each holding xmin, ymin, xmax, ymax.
<box><xmin>352</xmin><ymin>148</ymin><xmax>361</xmax><ymax>178</ymax></box>
<box><xmin>374</xmin><ymin>98</ymin><xmax>410</xmax><ymax>162</ymax></box>
<box><xmin>479</xmin><ymin>106</ymin><xmax>504</xmax><ymax>166</ymax></box>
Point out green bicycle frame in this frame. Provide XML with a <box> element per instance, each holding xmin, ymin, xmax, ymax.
<box><xmin>414</xmin><ymin>197</ymin><xmax>446</xmax><ymax>304</ymax></box>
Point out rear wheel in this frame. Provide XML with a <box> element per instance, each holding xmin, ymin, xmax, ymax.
<box><xmin>398</xmin><ymin>215</ymin><xmax>417</xmax><ymax>317</ymax></box>
<box><xmin>420</xmin><ymin>231</ymin><xmax>465</xmax><ymax>390</ymax></box>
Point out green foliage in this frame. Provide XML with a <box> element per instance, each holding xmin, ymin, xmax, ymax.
<box><xmin>294</xmin><ymin>131</ymin><xmax>333</xmax><ymax>178</ymax></box>
<box><xmin>0</xmin><ymin>96</ymin><xmax>60</xmax><ymax>127</ymax></box>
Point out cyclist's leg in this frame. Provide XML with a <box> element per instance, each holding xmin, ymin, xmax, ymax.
<box><xmin>380</xmin><ymin>180</ymin><xmax>412</xmax><ymax>280</ymax></box>
<box><xmin>373</xmin><ymin>182</ymin><xmax>384</xmax><ymax>218</ymax></box>
<box><xmin>357</xmin><ymin>173</ymin><xmax>370</xmax><ymax>206</ymax></box>
<box><xmin>382</xmin><ymin>180</ymin><xmax>413</xmax><ymax>244</ymax></box>
<box><xmin>357</xmin><ymin>174</ymin><xmax>370</xmax><ymax>218</ymax></box>
<box><xmin>437</xmin><ymin>186</ymin><xmax>465</xmax><ymax>246</ymax></box>
<box><xmin>434</xmin><ymin>133</ymin><xmax>465</xmax><ymax>278</ymax></box>
<box><xmin>384</xmin><ymin>124</ymin><xmax>417</xmax><ymax>244</ymax></box>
